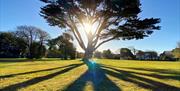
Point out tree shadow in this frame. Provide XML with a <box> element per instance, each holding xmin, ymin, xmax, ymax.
<box><xmin>63</xmin><ymin>63</ymin><xmax>121</xmax><ymax>91</ymax></box>
<box><xmin>0</xmin><ymin>63</ymin><xmax>83</xmax><ymax>91</ymax></box>
<box><xmin>0</xmin><ymin>59</ymin><xmax>30</xmax><ymax>62</ymax></box>
<box><xmin>0</xmin><ymin>63</ymin><xmax>81</xmax><ymax>79</ymax></box>
<box><xmin>126</xmin><ymin>67</ymin><xmax>180</xmax><ymax>76</ymax></box>
<box><xmin>103</xmin><ymin>64</ymin><xmax>180</xmax><ymax>76</ymax></box>
<box><xmin>121</xmin><ymin>67</ymin><xmax>180</xmax><ymax>81</ymax></box>
<box><xmin>101</xmin><ymin>65</ymin><xmax>180</xmax><ymax>91</ymax></box>
<box><xmin>101</xmin><ymin>64</ymin><xmax>180</xmax><ymax>81</ymax></box>
<box><xmin>1</xmin><ymin>61</ymin><xmax>179</xmax><ymax>91</ymax></box>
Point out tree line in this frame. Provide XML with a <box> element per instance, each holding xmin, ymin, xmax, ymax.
<box><xmin>93</xmin><ymin>46</ymin><xmax>180</xmax><ymax>61</ymax></box>
<box><xmin>0</xmin><ymin>25</ymin><xmax>76</xmax><ymax>59</ymax></box>
<box><xmin>0</xmin><ymin>25</ymin><xmax>179</xmax><ymax>61</ymax></box>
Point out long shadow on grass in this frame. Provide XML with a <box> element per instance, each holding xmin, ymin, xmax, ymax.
<box><xmin>103</xmin><ymin>64</ymin><xmax>180</xmax><ymax>75</ymax></box>
<box><xmin>0</xmin><ymin>59</ymin><xmax>32</xmax><ymax>62</ymax></box>
<box><xmin>101</xmin><ymin>64</ymin><xmax>180</xmax><ymax>81</ymax></box>
<box><xmin>0</xmin><ymin>63</ymin><xmax>84</xmax><ymax>91</ymax></box>
<box><xmin>0</xmin><ymin>63</ymin><xmax>81</xmax><ymax>79</ymax></box>
<box><xmin>126</xmin><ymin>67</ymin><xmax>180</xmax><ymax>77</ymax></box>
<box><xmin>120</xmin><ymin>67</ymin><xmax>180</xmax><ymax>81</ymax></box>
<box><xmin>63</xmin><ymin>63</ymin><xmax>121</xmax><ymax>91</ymax></box>
<box><xmin>101</xmin><ymin>65</ymin><xmax>180</xmax><ymax>91</ymax></box>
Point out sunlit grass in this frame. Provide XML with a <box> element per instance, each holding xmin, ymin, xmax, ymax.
<box><xmin>97</xmin><ymin>59</ymin><xmax>180</xmax><ymax>90</ymax></box>
<box><xmin>0</xmin><ymin>59</ymin><xmax>180</xmax><ymax>91</ymax></box>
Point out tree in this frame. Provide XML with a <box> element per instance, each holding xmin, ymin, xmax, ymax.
<box><xmin>47</xmin><ymin>37</ymin><xmax>62</xmax><ymax>58</ymax></box>
<box><xmin>31</xmin><ymin>42</ymin><xmax>47</xmax><ymax>59</ymax></box>
<box><xmin>15</xmin><ymin>25</ymin><xmax>50</xmax><ymax>58</ymax></box>
<box><xmin>47</xmin><ymin>50</ymin><xmax>62</xmax><ymax>58</ymax></box>
<box><xmin>172</xmin><ymin>48</ymin><xmax>180</xmax><ymax>60</ymax></box>
<box><xmin>159</xmin><ymin>51</ymin><xmax>175</xmax><ymax>61</ymax></box>
<box><xmin>55</xmin><ymin>33</ymin><xmax>75</xmax><ymax>59</ymax></box>
<box><xmin>120</xmin><ymin>48</ymin><xmax>134</xmax><ymax>60</ymax></box>
<box><xmin>136</xmin><ymin>50</ymin><xmax>145</xmax><ymax>60</ymax></box>
<box><xmin>128</xmin><ymin>46</ymin><xmax>138</xmax><ymax>55</ymax></box>
<box><xmin>0</xmin><ymin>32</ymin><xmax>26</xmax><ymax>58</ymax></box>
<box><xmin>136</xmin><ymin>50</ymin><xmax>158</xmax><ymax>60</ymax></box>
<box><xmin>102</xmin><ymin>49</ymin><xmax>113</xmax><ymax>59</ymax></box>
<box><xmin>144</xmin><ymin>51</ymin><xmax>158</xmax><ymax>60</ymax></box>
<box><xmin>40</xmin><ymin>0</ymin><xmax>160</xmax><ymax>61</ymax></box>
<box><xmin>47</xmin><ymin>33</ymin><xmax>76</xmax><ymax>59</ymax></box>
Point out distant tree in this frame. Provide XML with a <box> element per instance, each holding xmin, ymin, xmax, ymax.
<box><xmin>47</xmin><ymin>50</ymin><xmax>62</xmax><ymax>58</ymax></box>
<box><xmin>102</xmin><ymin>49</ymin><xmax>113</xmax><ymax>59</ymax></box>
<box><xmin>55</xmin><ymin>33</ymin><xmax>74</xmax><ymax>59</ymax></box>
<box><xmin>172</xmin><ymin>48</ymin><xmax>180</xmax><ymax>60</ymax></box>
<box><xmin>144</xmin><ymin>51</ymin><xmax>158</xmax><ymax>60</ymax></box>
<box><xmin>48</xmin><ymin>33</ymin><xmax>76</xmax><ymax>59</ymax></box>
<box><xmin>62</xmin><ymin>41</ymin><xmax>76</xmax><ymax>59</ymax></box>
<box><xmin>47</xmin><ymin>38</ymin><xmax>62</xmax><ymax>58</ymax></box>
<box><xmin>136</xmin><ymin>50</ymin><xmax>145</xmax><ymax>60</ymax></box>
<box><xmin>112</xmin><ymin>54</ymin><xmax>121</xmax><ymax>59</ymax></box>
<box><xmin>40</xmin><ymin>0</ymin><xmax>160</xmax><ymax>62</ymax></box>
<box><xmin>159</xmin><ymin>51</ymin><xmax>175</xmax><ymax>61</ymax></box>
<box><xmin>94</xmin><ymin>51</ymin><xmax>102</xmax><ymax>58</ymax></box>
<box><xmin>128</xmin><ymin>46</ymin><xmax>138</xmax><ymax>55</ymax></box>
<box><xmin>47</xmin><ymin>39</ymin><xmax>57</xmax><ymax>50</ymax></box>
<box><xmin>0</xmin><ymin>32</ymin><xmax>26</xmax><ymax>58</ymax></box>
<box><xmin>37</xmin><ymin>29</ymin><xmax>50</xmax><ymax>57</ymax></box>
<box><xmin>31</xmin><ymin>42</ymin><xmax>46</xmax><ymax>59</ymax></box>
<box><xmin>15</xmin><ymin>25</ymin><xmax>50</xmax><ymax>58</ymax></box>
<box><xmin>120</xmin><ymin>48</ymin><xmax>134</xmax><ymax>60</ymax></box>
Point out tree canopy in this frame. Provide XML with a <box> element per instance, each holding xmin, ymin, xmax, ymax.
<box><xmin>47</xmin><ymin>33</ymin><xmax>76</xmax><ymax>59</ymax></box>
<box><xmin>120</xmin><ymin>48</ymin><xmax>134</xmax><ymax>60</ymax></box>
<box><xmin>0</xmin><ymin>32</ymin><xmax>26</xmax><ymax>58</ymax></box>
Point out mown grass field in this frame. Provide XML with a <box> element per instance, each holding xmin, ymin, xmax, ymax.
<box><xmin>0</xmin><ymin>59</ymin><xmax>180</xmax><ymax>91</ymax></box>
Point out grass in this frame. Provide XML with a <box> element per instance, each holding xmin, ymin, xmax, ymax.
<box><xmin>0</xmin><ymin>59</ymin><xmax>180</xmax><ymax>91</ymax></box>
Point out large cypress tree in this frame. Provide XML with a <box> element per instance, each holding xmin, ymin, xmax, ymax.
<box><xmin>40</xmin><ymin>0</ymin><xmax>160</xmax><ymax>61</ymax></box>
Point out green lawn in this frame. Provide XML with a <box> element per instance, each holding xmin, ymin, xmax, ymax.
<box><xmin>0</xmin><ymin>59</ymin><xmax>180</xmax><ymax>91</ymax></box>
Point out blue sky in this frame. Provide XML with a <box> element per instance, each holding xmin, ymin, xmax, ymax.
<box><xmin>0</xmin><ymin>0</ymin><xmax>180</xmax><ymax>53</ymax></box>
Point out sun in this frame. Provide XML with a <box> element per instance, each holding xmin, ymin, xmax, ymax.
<box><xmin>84</xmin><ymin>22</ymin><xmax>93</xmax><ymax>34</ymax></box>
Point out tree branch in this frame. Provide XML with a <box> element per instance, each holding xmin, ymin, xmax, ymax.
<box><xmin>92</xmin><ymin>17</ymin><xmax>109</xmax><ymax>47</ymax></box>
<box><xmin>94</xmin><ymin>37</ymin><xmax>115</xmax><ymax>51</ymax></box>
<box><xmin>68</xmin><ymin>15</ymin><xmax>86</xmax><ymax>50</ymax></box>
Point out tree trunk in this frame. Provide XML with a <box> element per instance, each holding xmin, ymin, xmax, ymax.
<box><xmin>84</xmin><ymin>50</ymin><xmax>93</xmax><ymax>59</ymax></box>
<box><xmin>81</xmin><ymin>34</ymin><xmax>97</xmax><ymax>71</ymax></box>
<box><xmin>82</xmin><ymin>46</ymin><xmax>95</xmax><ymax>71</ymax></box>
<box><xmin>83</xmin><ymin>45</ymin><xmax>94</xmax><ymax>60</ymax></box>
<box><xmin>83</xmin><ymin>35</ymin><xmax>94</xmax><ymax>60</ymax></box>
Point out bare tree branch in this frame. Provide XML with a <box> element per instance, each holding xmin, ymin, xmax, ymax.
<box><xmin>94</xmin><ymin>37</ymin><xmax>115</xmax><ymax>51</ymax></box>
<box><xmin>68</xmin><ymin>15</ymin><xmax>86</xmax><ymax>50</ymax></box>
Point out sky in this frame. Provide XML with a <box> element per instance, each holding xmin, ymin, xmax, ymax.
<box><xmin>0</xmin><ymin>0</ymin><xmax>180</xmax><ymax>54</ymax></box>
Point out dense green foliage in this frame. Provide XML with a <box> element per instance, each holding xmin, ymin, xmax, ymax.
<box><xmin>102</xmin><ymin>49</ymin><xmax>113</xmax><ymax>59</ymax></box>
<box><xmin>172</xmin><ymin>48</ymin><xmax>180</xmax><ymax>59</ymax></box>
<box><xmin>47</xmin><ymin>33</ymin><xmax>76</xmax><ymax>59</ymax></box>
<box><xmin>0</xmin><ymin>32</ymin><xmax>26</xmax><ymax>58</ymax></box>
<box><xmin>120</xmin><ymin>48</ymin><xmax>135</xmax><ymax>60</ymax></box>
<box><xmin>30</xmin><ymin>42</ymin><xmax>47</xmax><ymax>59</ymax></box>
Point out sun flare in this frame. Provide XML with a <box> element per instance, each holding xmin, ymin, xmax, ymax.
<box><xmin>84</xmin><ymin>22</ymin><xmax>93</xmax><ymax>33</ymax></box>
